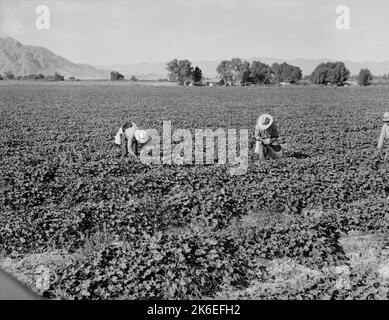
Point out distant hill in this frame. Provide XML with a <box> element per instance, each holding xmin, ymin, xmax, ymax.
<box><xmin>0</xmin><ymin>37</ymin><xmax>110</xmax><ymax>79</ymax></box>
<box><xmin>99</xmin><ymin>58</ymin><xmax>389</xmax><ymax>80</ymax></box>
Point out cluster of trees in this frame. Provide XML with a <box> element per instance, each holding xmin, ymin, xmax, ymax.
<box><xmin>0</xmin><ymin>63</ymin><xmax>384</xmax><ymax>87</ymax></box>
<box><xmin>310</xmin><ymin>62</ymin><xmax>350</xmax><ymax>85</ymax></box>
<box><xmin>166</xmin><ymin>59</ymin><xmax>203</xmax><ymax>84</ymax></box>
<box><xmin>310</xmin><ymin>64</ymin><xmax>380</xmax><ymax>86</ymax></box>
<box><xmin>110</xmin><ymin>72</ymin><xmax>139</xmax><ymax>81</ymax></box>
<box><xmin>272</xmin><ymin>63</ymin><xmax>303</xmax><ymax>84</ymax></box>
<box><xmin>216</xmin><ymin>59</ymin><xmax>302</xmax><ymax>85</ymax></box>
<box><xmin>193</xmin><ymin>67</ymin><xmax>202</xmax><ymax>82</ymax></box>
<box><xmin>357</xmin><ymin>69</ymin><xmax>373</xmax><ymax>86</ymax></box>
<box><xmin>217</xmin><ymin>59</ymin><xmax>249</xmax><ymax>85</ymax></box>
<box><xmin>110</xmin><ymin>71</ymin><xmax>124</xmax><ymax>81</ymax></box>
<box><xmin>0</xmin><ymin>71</ymin><xmax>16</xmax><ymax>80</ymax></box>
<box><xmin>54</xmin><ymin>72</ymin><xmax>65</xmax><ymax>81</ymax></box>
<box><xmin>0</xmin><ymin>71</ymin><xmax>65</xmax><ymax>81</ymax></box>
<box><xmin>164</xmin><ymin>57</ymin><xmax>382</xmax><ymax>88</ymax></box>
<box><xmin>166</xmin><ymin>58</ymin><xmax>303</xmax><ymax>86</ymax></box>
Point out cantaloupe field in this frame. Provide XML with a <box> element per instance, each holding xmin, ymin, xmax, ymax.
<box><xmin>0</xmin><ymin>82</ymin><xmax>388</xmax><ymax>299</ymax></box>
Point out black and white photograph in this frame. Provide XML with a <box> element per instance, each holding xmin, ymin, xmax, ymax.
<box><xmin>0</xmin><ymin>0</ymin><xmax>388</xmax><ymax>307</ymax></box>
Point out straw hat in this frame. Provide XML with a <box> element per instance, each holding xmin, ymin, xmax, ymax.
<box><xmin>257</xmin><ymin>114</ymin><xmax>274</xmax><ymax>130</ymax></box>
<box><xmin>135</xmin><ymin>130</ymin><xmax>149</xmax><ymax>143</ymax></box>
<box><xmin>383</xmin><ymin>112</ymin><xmax>389</xmax><ymax>122</ymax></box>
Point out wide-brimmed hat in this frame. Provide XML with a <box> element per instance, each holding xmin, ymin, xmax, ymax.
<box><xmin>135</xmin><ymin>130</ymin><xmax>149</xmax><ymax>143</ymax></box>
<box><xmin>383</xmin><ymin>112</ymin><xmax>389</xmax><ymax>122</ymax></box>
<box><xmin>257</xmin><ymin>114</ymin><xmax>274</xmax><ymax>130</ymax></box>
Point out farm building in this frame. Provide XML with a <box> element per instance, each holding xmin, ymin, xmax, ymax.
<box><xmin>183</xmin><ymin>80</ymin><xmax>203</xmax><ymax>86</ymax></box>
<box><xmin>203</xmin><ymin>78</ymin><xmax>224</xmax><ymax>86</ymax></box>
<box><xmin>344</xmin><ymin>80</ymin><xmax>358</xmax><ymax>86</ymax></box>
<box><xmin>182</xmin><ymin>78</ymin><xmax>224</xmax><ymax>86</ymax></box>
<box><xmin>279</xmin><ymin>82</ymin><xmax>292</xmax><ymax>86</ymax></box>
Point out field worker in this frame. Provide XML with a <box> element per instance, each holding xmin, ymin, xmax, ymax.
<box><xmin>254</xmin><ymin>114</ymin><xmax>283</xmax><ymax>160</ymax></box>
<box><xmin>114</xmin><ymin>121</ymin><xmax>150</xmax><ymax>160</ymax></box>
<box><xmin>377</xmin><ymin>112</ymin><xmax>389</xmax><ymax>164</ymax></box>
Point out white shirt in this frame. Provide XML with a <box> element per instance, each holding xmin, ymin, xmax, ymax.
<box><xmin>377</xmin><ymin>124</ymin><xmax>389</xmax><ymax>149</ymax></box>
<box><xmin>114</xmin><ymin>123</ymin><xmax>138</xmax><ymax>145</ymax></box>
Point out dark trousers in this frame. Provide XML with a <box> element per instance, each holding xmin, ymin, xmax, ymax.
<box><xmin>255</xmin><ymin>141</ymin><xmax>283</xmax><ymax>160</ymax></box>
<box><xmin>120</xmin><ymin>134</ymin><xmax>139</xmax><ymax>158</ymax></box>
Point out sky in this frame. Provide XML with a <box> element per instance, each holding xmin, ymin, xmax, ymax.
<box><xmin>0</xmin><ymin>0</ymin><xmax>388</xmax><ymax>65</ymax></box>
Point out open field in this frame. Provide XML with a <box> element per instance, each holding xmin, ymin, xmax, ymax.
<box><xmin>0</xmin><ymin>83</ymin><xmax>388</xmax><ymax>299</ymax></box>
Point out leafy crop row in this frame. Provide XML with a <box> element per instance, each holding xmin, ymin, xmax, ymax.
<box><xmin>0</xmin><ymin>84</ymin><xmax>388</xmax><ymax>299</ymax></box>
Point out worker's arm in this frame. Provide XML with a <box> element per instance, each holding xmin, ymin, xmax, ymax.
<box><xmin>269</xmin><ymin>137</ymin><xmax>279</xmax><ymax>145</ymax></box>
<box><xmin>126</xmin><ymin>127</ymin><xmax>137</xmax><ymax>157</ymax></box>
<box><xmin>257</xmin><ymin>124</ymin><xmax>279</xmax><ymax>145</ymax></box>
<box><xmin>377</xmin><ymin>125</ymin><xmax>387</xmax><ymax>149</ymax></box>
<box><xmin>120</xmin><ymin>133</ymin><xmax>128</xmax><ymax>159</ymax></box>
<box><xmin>268</xmin><ymin>123</ymin><xmax>279</xmax><ymax>145</ymax></box>
<box><xmin>257</xmin><ymin>136</ymin><xmax>271</xmax><ymax>145</ymax></box>
<box><xmin>254</xmin><ymin>126</ymin><xmax>260</xmax><ymax>139</ymax></box>
<box><xmin>255</xmin><ymin>127</ymin><xmax>267</xmax><ymax>143</ymax></box>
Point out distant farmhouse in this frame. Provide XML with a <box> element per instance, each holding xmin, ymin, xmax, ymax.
<box><xmin>181</xmin><ymin>78</ymin><xmax>225</xmax><ymax>86</ymax></box>
<box><xmin>202</xmin><ymin>78</ymin><xmax>225</xmax><ymax>86</ymax></box>
<box><xmin>279</xmin><ymin>81</ymin><xmax>292</xmax><ymax>87</ymax></box>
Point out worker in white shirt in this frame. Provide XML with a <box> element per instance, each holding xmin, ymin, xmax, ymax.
<box><xmin>377</xmin><ymin>112</ymin><xmax>389</xmax><ymax>164</ymax></box>
<box><xmin>254</xmin><ymin>114</ymin><xmax>283</xmax><ymax>160</ymax></box>
<box><xmin>114</xmin><ymin>121</ymin><xmax>149</xmax><ymax>160</ymax></box>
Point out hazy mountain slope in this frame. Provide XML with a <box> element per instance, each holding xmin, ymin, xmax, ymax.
<box><xmin>2</xmin><ymin>36</ymin><xmax>388</xmax><ymax>80</ymax></box>
<box><xmin>0</xmin><ymin>37</ymin><xmax>109</xmax><ymax>79</ymax></box>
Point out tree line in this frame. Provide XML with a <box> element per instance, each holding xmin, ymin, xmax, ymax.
<box><xmin>166</xmin><ymin>59</ymin><xmax>202</xmax><ymax>84</ymax></box>
<box><xmin>166</xmin><ymin>58</ymin><xmax>380</xmax><ymax>87</ymax></box>
<box><xmin>0</xmin><ymin>64</ymin><xmax>382</xmax><ymax>87</ymax></box>
<box><xmin>217</xmin><ymin>59</ymin><xmax>302</xmax><ymax>85</ymax></box>
<box><xmin>310</xmin><ymin>62</ymin><xmax>350</xmax><ymax>85</ymax></box>
<box><xmin>0</xmin><ymin>71</ymin><xmax>65</xmax><ymax>81</ymax></box>
<box><xmin>166</xmin><ymin>58</ymin><xmax>302</xmax><ymax>85</ymax></box>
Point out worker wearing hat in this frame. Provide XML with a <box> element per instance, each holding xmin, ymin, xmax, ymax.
<box><xmin>114</xmin><ymin>121</ymin><xmax>149</xmax><ymax>160</ymax></box>
<box><xmin>255</xmin><ymin>114</ymin><xmax>283</xmax><ymax>160</ymax></box>
<box><xmin>377</xmin><ymin>112</ymin><xmax>389</xmax><ymax>164</ymax></box>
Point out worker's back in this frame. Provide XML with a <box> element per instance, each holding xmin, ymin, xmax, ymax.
<box><xmin>0</xmin><ymin>269</ymin><xmax>40</xmax><ymax>300</ymax></box>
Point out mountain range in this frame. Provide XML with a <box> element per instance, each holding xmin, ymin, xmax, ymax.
<box><xmin>0</xmin><ymin>37</ymin><xmax>109</xmax><ymax>79</ymax></box>
<box><xmin>1</xmin><ymin>37</ymin><xmax>389</xmax><ymax>80</ymax></box>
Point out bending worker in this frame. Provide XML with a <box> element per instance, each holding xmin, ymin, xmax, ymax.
<box><xmin>377</xmin><ymin>112</ymin><xmax>389</xmax><ymax>164</ymax></box>
<box><xmin>114</xmin><ymin>121</ymin><xmax>149</xmax><ymax>160</ymax></box>
<box><xmin>254</xmin><ymin>113</ymin><xmax>283</xmax><ymax>160</ymax></box>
